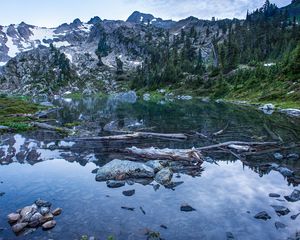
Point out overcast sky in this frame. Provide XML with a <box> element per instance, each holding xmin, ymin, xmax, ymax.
<box><xmin>0</xmin><ymin>0</ymin><xmax>292</xmax><ymax>27</ymax></box>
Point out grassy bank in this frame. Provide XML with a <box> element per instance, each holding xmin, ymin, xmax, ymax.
<box><xmin>0</xmin><ymin>96</ymin><xmax>44</xmax><ymax>132</ymax></box>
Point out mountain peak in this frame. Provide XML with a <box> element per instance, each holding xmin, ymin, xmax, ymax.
<box><xmin>126</xmin><ymin>11</ymin><xmax>155</xmax><ymax>23</ymax></box>
<box><xmin>87</xmin><ymin>16</ymin><xmax>102</xmax><ymax>25</ymax></box>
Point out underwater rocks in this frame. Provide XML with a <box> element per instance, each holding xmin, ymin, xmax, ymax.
<box><xmin>271</xmin><ymin>205</ymin><xmax>290</xmax><ymax>216</ymax></box>
<box><xmin>269</xmin><ymin>193</ymin><xmax>281</xmax><ymax>198</ymax></box>
<box><xmin>122</xmin><ymin>189</ymin><xmax>135</xmax><ymax>196</ymax></box>
<box><xmin>284</xmin><ymin>189</ymin><xmax>300</xmax><ymax>202</ymax></box>
<box><xmin>254</xmin><ymin>211</ymin><xmax>271</xmax><ymax>220</ymax></box>
<box><xmin>7</xmin><ymin>199</ymin><xmax>62</xmax><ymax>235</ymax></box>
<box><xmin>180</xmin><ymin>204</ymin><xmax>196</xmax><ymax>212</ymax></box>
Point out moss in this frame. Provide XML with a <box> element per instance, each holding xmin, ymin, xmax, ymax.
<box><xmin>0</xmin><ymin>96</ymin><xmax>44</xmax><ymax>132</ymax></box>
<box><xmin>64</xmin><ymin>121</ymin><xmax>81</xmax><ymax>128</ymax></box>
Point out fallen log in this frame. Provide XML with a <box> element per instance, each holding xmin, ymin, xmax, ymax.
<box><xmin>126</xmin><ymin>146</ymin><xmax>203</xmax><ymax>162</ymax></box>
<box><xmin>73</xmin><ymin>132</ymin><xmax>188</xmax><ymax>141</ymax></box>
<box><xmin>196</xmin><ymin>141</ymin><xmax>278</xmax><ymax>151</ymax></box>
<box><xmin>32</xmin><ymin>122</ymin><xmax>73</xmax><ymax>134</ymax></box>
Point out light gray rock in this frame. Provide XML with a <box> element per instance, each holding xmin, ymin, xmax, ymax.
<box><xmin>52</xmin><ymin>208</ymin><xmax>62</xmax><ymax>216</ymax></box>
<box><xmin>145</xmin><ymin>160</ymin><xmax>164</xmax><ymax>173</ymax></box>
<box><xmin>7</xmin><ymin>213</ymin><xmax>20</xmax><ymax>224</ymax></box>
<box><xmin>42</xmin><ymin>220</ymin><xmax>56</xmax><ymax>229</ymax></box>
<box><xmin>279</xmin><ymin>108</ymin><xmax>300</xmax><ymax>117</ymax></box>
<box><xmin>273</xmin><ymin>153</ymin><xmax>283</xmax><ymax>160</ymax></box>
<box><xmin>40</xmin><ymin>207</ymin><xmax>50</xmax><ymax>215</ymax></box>
<box><xmin>155</xmin><ymin>168</ymin><xmax>173</xmax><ymax>185</ymax></box>
<box><xmin>96</xmin><ymin>159</ymin><xmax>155</xmax><ymax>181</ymax></box>
<box><xmin>106</xmin><ymin>180</ymin><xmax>125</xmax><ymax>188</ymax></box>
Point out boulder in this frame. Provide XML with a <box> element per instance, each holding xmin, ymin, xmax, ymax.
<box><xmin>7</xmin><ymin>213</ymin><xmax>20</xmax><ymax>224</ymax></box>
<box><xmin>96</xmin><ymin>159</ymin><xmax>155</xmax><ymax>181</ymax></box>
<box><xmin>35</xmin><ymin>199</ymin><xmax>51</xmax><ymax>208</ymax></box>
<box><xmin>20</xmin><ymin>206</ymin><xmax>37</xmax><ymax>222</ymax></box>
<box><xmin>41</xmin><ymin>213</ymin><xmax>54</xmax><ymax>222</ymax></box>
<box><xmin>40</xmin><ymin>207</ymin><xmax>50</xmax><ymax>215</ymax></box>
<box><xmin>155</xmin><ymin>168</ymin><xmax>173</xmax><ymax>185</ymax></box>
<box><xmin>284</xmin><ymin>189</ymin><xmax>300</xmax><ymax>202</ymax></box>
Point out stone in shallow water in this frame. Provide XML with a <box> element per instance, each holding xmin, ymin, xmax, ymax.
<box><xmin>7</xmin><ymin>213</ymin><xmax>20</xmax><ymax>224</ymax></box>
<box><xmin>180</xmin><ymin>204</ymin><xmax>196</xmax><ymax>212</ymax></box>
<box><xmin>20</xmin><ymin>206</ymin><xmax>37</xmax><ymax>222</ymax></box>
<box><xmin>12</xmin><ymin>222</ymin><xmax>28</xmax><ymax>233</ymax></box>
<box><xmin>155</xmin><ymin>168</ymin><xmax>173</xmax><ymax>185</ymax></box>
<box><xmin>122</xmin><ymin>189</ymin><xmax>135</xmax><ymax>197</ymax></box>
<box><xmin>271</xmin><ymin>205</ymin><xmax>290</xmax><ymax>216</ymax></box>
<box><xmin>41</xmin><ymin>213</ymin><xmax>54</xmax><ymax>222</ymax></box>
<box><xmin>106</xmin><ymin>180</ymin><xmax>125</xmax><ymax>188</ymax></box>
<box><xmin>96</xmin><ymin>159</ymin><xmax>154</xmax><ymax>181</ymax></box>
<box><xmin>285</xmin><ymin>189</ymin><xmax>300</xmax><ymax>202</ymax></box>
<box><xmin>291</xmin><ymin>213</ymin><xmax>300</xmax><ymax>220</ymax></box>
<box><xmin>42</xmin><ymin>220</ymin><xmax>56</xmax><ymax>230</ymax></box>
<box><xmin>226</xmin><ymin>232</ymin><xmax>235</xmax><ymax>239</ymax></box>
<box><xmin>269</xmin><ymin>193</ymin><xmax>280</xmax><ymax>198</ymax></box>
<box><xmin>254</xmin><ymin>211</ymin><xmax>271</xmax><ymax>220</ymax></box>
<box><xmin>52</xmin><ymin>208</ymin><xmax>62</xmax><ymax>216</ymax></box>
<box><xmin>287</xmin><ymin>153</ymin><xmax>300</xmax><ymax>160</ymax></box>
<box><xmin>273</xmin><ymin>153</ymin><xmax>283</xmax><ymax>160</ymax></box>
<box><xmin>35</xmin><ymin>199</ymin><xmax>51</xmax><ymax>208</ymax></box>
<box><xmin>40</xmin><ymin>207</ymin><xmax>50</xmax><ymax>215</ymax></box>
<box><xmin>275</xmin><ymin>221</ymin><xmax>286</xmax><ymax>230</ymax></box>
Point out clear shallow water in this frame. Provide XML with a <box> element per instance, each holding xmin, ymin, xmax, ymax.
<box><xmin>0</xmin><ymin>97</ymin><xmax>300</xmax><ymax>240</ymax></box>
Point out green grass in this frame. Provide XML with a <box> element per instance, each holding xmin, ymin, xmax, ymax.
<box><xmin>0</xmin><ymin>96</ymin><xmax>45</xmax><ymax>132</ymax></box>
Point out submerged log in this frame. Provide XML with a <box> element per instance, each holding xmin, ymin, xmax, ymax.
<box><xmin>126</xmin><ymin>146</ymin><xmax>203</xmax><ymax>162</ymax></box>
<box><xmin>74</xmin><ymin>132</ymin><xmax>188</xmax><ymax>141</ymax></box>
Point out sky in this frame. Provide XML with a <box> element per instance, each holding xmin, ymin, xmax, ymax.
<box><xmin>0</xmin><ymin>0</ymin><xmax>292</xmax><ymax>27</ymax></box>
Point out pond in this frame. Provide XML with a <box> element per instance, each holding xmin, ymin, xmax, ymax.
<box><xmin>0</xmin><ymin>96</ymin><xmax>300</xmax><ymax>240</ymax></box>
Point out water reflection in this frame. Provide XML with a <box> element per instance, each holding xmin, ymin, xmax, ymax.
<box><xmin>0</xmin><ymin>97</ymin><xmax>300</xmax><ymax>239</ymax></box>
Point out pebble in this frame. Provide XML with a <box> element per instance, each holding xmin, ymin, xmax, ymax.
<box><xmin>180</xmin><ymin>204</ymin><xmax>196</xmax><ymax>212</ymax></box>
<box><xmin>42</xmin><ymin>213</ymin><xmax>54</xmax><ymax>222</ymax></box>
<box><xmin>52</xmin><ymin>208</ymin><xmax>62</xmax><ymax>216</ymax></box>
<box><xmin>269</xmin><ymin>193</ymin><xmax>280</xmax><ymax>198</ymax></box>
<box><xmin>122</xmin><ymin>189</ymin><xmax>135</xmax><ymax>197</ymax></box>
<box><xmin>42</xmin><ymin>220</ymin><xmax>56</xmax><ymax>230</ymax></box>
<box><xmin>160</xmin><ymin>225</ymin><xmax>167</xmax><ymax>229</ymax></box>
<box><xmin>254</xmin><ymin>211</ymin><xmax>271</xmax><ymax>220</ymax></box>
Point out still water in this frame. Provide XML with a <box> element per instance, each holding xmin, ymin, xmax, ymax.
<box><xmin>0</xmin><ymin>96</ymin><xmax>300</xmax><ymax>240</ymax></box>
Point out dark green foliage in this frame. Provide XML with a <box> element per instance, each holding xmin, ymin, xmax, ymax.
<box><xmin>116</xmin><ymin>57</ymin><xmax>124</xmax><ymax>75</ymax></box>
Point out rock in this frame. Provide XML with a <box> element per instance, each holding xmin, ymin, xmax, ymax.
<box><xmin>287</xmin><ymin>153</ymin><xmax>300</xmax><ymax>160</ymax></box>
<box><xmin>271</xmin><ymin>205</ymin><xmax>290</xmax><ymax>216</ymax></box>
<box><xmin>52</xmin><ymin>208</ymin><xmax>62</xmax><ymax>216</ymax></box>
<box><xmin>28</xmin><ymin>212</ymin><xmax>43</xmax><ymax>227</ymax></box>
<box><xmin>40</xmin><ymin>101</ymin><xmax>54</xmax><ymax>107</ymax></box>
<box><xmin>155</xmin><ymin>168</ymin><xmax>173</xmax><ymax>185</ymax></box>
<box><xmin>226</xmin><ymin>232</ymin><xmax>235</xmax><ymax>240</ymax></box>
<box><xmin>260</xmin><ymin>104</ymin><xmax>275</xmax><ymax>115</ymax></box>
<box><xmin>145</xmin><ymin>160</ymin><xmax>164</xmax><ymax>173</ymax></box>
<box><xmin>35</xmin><ymin>199</ymin><xmax>51</xmax><ymax>208</ymax></box>
<box><xmin>180</xmin><ymin>204</ymin><xmax>196</xmax><ymax>212</ymax></box>
<box><xmin>122</xmin><ymin>189</ymin><xmax>135</xmax><ymax>197</ymax></box>
<box><xmin>40</xmin><ymin>207</ymin><xmax>50</xmax><ymax>215</ymax></box>
<box><xmin>276</xmin><ymin>166</ymin><xmax>294</xmax><ymax>177</ymax></box>
<box><xmin>121</xmin><ymin>206</ymin><xmax>135</xmax><ymax>211</ymax></box>
<box><xmin>269</xmin><ymin>193</ymin><xmax>281</xmax><ymax>198</ymax></box>
<box><xmin>96</xmin><ymin>159</ymin><xmax>155</xmax><ymax>181</ymax></box>
<box><xmin>291</xmin><ymin>213</ymin><xmax>300</xmax><ymax>220</ymax></box>
<box><xmin>20</xmin><ymin>206</ymin><xmax>37</xmax><ymax>222</ymax></box>
<box><xmin>143</xmin><ymin>93</ymin><xmax>151</xmax><ymax>101</ymax></box>
<box><xmin>254</xmin><ymin>211</ymin><xmax>271</xmax><ymax>220</ymax></box>
<box><xmin>91</xmin><ymin>168</ymin><xmax>99</xmax><ymax>174</ymax></box>
<box><xmin>228</xmin><ymin>144</ymin><xmax>250</xmax><ymax>152</ymax></box>
<box><xmin>41</xmin><ymin>213</ymin><xmax>54</xmax><ymax>222</ymax></box>
<box><xmin>42</xmin><ymin>220</ymin><xmax>56</xmax><ymax>230</ymax></box>
<box><xmin>273</xmin><ymin>153</ymin><xmax>283</xmax><ymax>160</ymax></box>
<box><xmin>0</xmin><ymin>125</ymin><xmax>10</xmax><ymax>131</ymax></box>
<box><xmin>12</xmin><ymin>222</ymin><xmax>28</xmax><ymax>233</ymax></box>
<box><xmin>160</xmin><ymin>225</ymin><xmax>167</xmax><ymax>229</ymax></box>
<box><xmin>284</xmin><ymin>189</ymin><xmax>300</xmax><ymax>202</ymax></box>
<box><xmin>106</xmin><ymin>180</ymin><xmax>125</xmax><ymax>188</ymax></box>
<box><xmin>204</xmin><ymin>157</ymin><xmax>215</xmax><ymax>164</ymax></box>
<box><xmin>0</xmin><ymin>192</ymin><xmax>4</xmax><ymax>197</ymax></box>
<box><xmin>275</xmin><ymin>221</ymin><xmax>286</xmax><ymax>230</ymax></box>
<box><xmin>7</xmin><ymin>213</ymin><xmax>20</xmax><ymax>224</ymax></box>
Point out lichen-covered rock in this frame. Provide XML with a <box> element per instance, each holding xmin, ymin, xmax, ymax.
<box><xmin>96</xmin><ymin>159</ymin><xmax>155</xmax><ymax>181</ymax></box>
